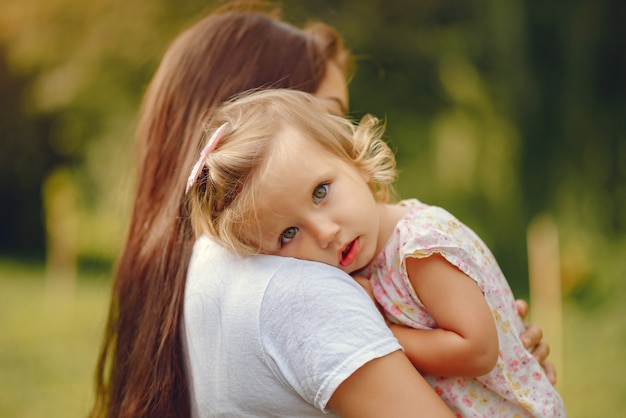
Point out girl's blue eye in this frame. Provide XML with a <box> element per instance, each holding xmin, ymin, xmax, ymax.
<box><xmin>313</xmin><ymin>183</ymin><xmax>329</xmax><ymax>203</ymax></box>
<box><xmin>280</xmin><ymin>227</ymin><xmax>298</xmax><ymax>246</ymax></box>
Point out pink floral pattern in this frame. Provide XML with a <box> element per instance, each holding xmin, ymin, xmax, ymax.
<box><xmin>371</xmin><ymin>199</ymin><xmax>566</xmax><ymax>417</ymax></box>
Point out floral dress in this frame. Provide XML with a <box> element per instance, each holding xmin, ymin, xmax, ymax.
<box><xmin>371</xmin><ymin>199</ymin><xmax>566</xmax><ymax>417</ymax></box>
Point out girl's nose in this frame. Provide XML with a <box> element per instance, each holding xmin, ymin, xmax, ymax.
<box><xmin>313</xmin><ymin>221</ymin><xmax>339</xmax><ymax>249</ymax></box>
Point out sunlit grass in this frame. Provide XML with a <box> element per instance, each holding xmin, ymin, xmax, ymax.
<box><xmin>560</xmin><ymin>242</ymin><xmax>626</xmax><ymax>417</ymax></box>
<box><xmin>0</xmin><ymin>258</ymin><xmax>110</xmax><ymax>418</ymax></box>
<box><xmin>562</xmin><ymin>298</ymin><xmax>626</xmax><ymax>416</ymax></box>
<box><xmin>0</xmin><ymin>254</ymin><xmax>624</xmax><ymax>417</ymax></box>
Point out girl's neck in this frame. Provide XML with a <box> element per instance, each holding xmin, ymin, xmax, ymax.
<box><xmin>375</xmin><ymin>203</ymin><xmax>410</xmax><ymax>257</ymax></box>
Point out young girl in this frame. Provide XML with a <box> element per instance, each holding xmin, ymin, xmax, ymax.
<box><xmin>186</xmin><ymin>88</ymin><xmax>566</xmax><ymax>417</ymax></box>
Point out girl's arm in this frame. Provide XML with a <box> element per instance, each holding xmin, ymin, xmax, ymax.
<box><xmin>392</xmin><ymin>253</ymin><xmax>499</xmax><ymax>377</ymax></box>
<box><xmin>353</xmin><ymin>273</ymin><xmax>557</xmax><ymax>381</ymax></box>
<box><xmin>328</xmin><ymin>350</ymin><xmax>455</xmax><ymax>418</ymax></box>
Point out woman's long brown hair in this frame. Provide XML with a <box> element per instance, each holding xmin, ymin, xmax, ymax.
<box><xmin>90</xmin><ymin>3</ymin><xmax>348</xmax><ymax>417</ymax></box>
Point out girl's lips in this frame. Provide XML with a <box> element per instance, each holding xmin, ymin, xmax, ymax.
<box><xmin>339</xmin><ymin>237</ymin><xmax>360</xmax><ymax>266</ymax></box>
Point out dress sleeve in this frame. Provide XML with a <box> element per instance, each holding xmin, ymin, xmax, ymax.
<box><xmin>259</xmin><ymin>259</ymin><xmax>402</xmax><ymax>412</ymax></box>
<box><xmin>399</xmin><ymin>205</ymin><xmax>493</xmax><ymax>286</ymax></box>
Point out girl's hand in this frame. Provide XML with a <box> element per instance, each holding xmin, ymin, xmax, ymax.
<box><xmin>515</xmin><ymin>299</ymin><xmax>557</xmax><ymax>385</ymax></box>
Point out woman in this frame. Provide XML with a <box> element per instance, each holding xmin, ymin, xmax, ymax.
<box><xmin>91</xmin><ymin>3</ymin><xmax>553</xmax><ymax>417</ymax></box>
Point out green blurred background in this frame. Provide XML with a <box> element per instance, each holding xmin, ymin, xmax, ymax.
<box><xmin>0</xmin><ymin>0</ymin><xmax>624</xmax><ymax>416</ymax></box>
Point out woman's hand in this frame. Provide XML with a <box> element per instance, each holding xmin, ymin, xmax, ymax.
<box><xmin>515</xmin><ymin>299</ymin><xmax>557</xmax><ymax>385</ymax></box>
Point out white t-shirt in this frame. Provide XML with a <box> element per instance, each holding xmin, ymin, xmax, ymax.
<box><xmin>183</xmin><ymin>235</ymin><xmax>401</xmax><ymax>417</ymax></box>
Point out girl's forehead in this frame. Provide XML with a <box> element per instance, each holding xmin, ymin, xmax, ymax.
<box><xmin>270</xmin><ymin>127</ymin><xmax>324</xmax><ymax>168</ymax></box>
<box><xmin>274</xmin><ymin>124</ymin><xmax>340</xmax><ymax>164</ymax></box>
<box><xmin>255</xmin><ymin>128</ymin><xmax>331</xmax><ymax>188</ymax></box>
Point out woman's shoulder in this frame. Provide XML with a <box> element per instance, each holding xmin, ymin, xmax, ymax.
<box><xmin>187</xmin><ymin>236</ymin><xmax>359</xmax><ymax>300</ymax></box>
<box><xmin>268</xmin><ymin>258</ymin><xmax>369</xmax><ymax>303</ymax></box>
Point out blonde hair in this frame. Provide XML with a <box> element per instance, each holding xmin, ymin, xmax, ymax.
<box><xmin>188</xmin><ymin>89</ymin><xmax>397</xmax><ymax>254</ymax></box>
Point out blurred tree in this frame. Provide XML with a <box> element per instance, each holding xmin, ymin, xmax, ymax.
<box><xmin>0</xmin><ymin>0</ymin><xmax>623</xmax><ymax>297</ymax></box>
<box><xmin>0</xmin><ymin>0</ymin><xmax>217</xmax><ymax>263</ymax></box>
<box><xmin>0</xmin><ymin>47</ymin><xmax>60</xmax><ymax>256</ymax></box>
<box><xmin>521</xmin><ymin>0</ymin><xmax>626</xmax><ymax>292</ymax></box>
<box><xmin>523</xmin><ymin>0</ymin><xmax>626</xmax><ymax>222</ymax></box>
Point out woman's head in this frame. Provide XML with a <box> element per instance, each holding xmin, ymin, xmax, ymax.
<box><xmin>187</xmin><ymin>89</ymin><xmax>397</xmax><ymax>256</ymax></box>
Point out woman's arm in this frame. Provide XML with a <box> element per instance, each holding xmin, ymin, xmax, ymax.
<box><xmin>394</xmin><ymin>253</ymin><xmax>499</xmax><ymax>377</ymax></box>
<box><xmin>328</xmin><ymin>350</ymin><xmax>455</xmax><ymax>418</ymax></box>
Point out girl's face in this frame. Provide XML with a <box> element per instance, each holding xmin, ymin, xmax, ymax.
<box><xmin>314</xmin><ymin>61</ymin><xmax>349</xmax><ymax>115</ymax></box>
<box><xmin>251</xmin><ymin>128</ymin><xmax>385</xmax><ymax>274</ymax></box>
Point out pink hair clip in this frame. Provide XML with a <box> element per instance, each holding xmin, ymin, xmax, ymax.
<box><xmin>185</xmin><ymin>122</ymin><xmax>229</xmax><ymax>194</ymax></box>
